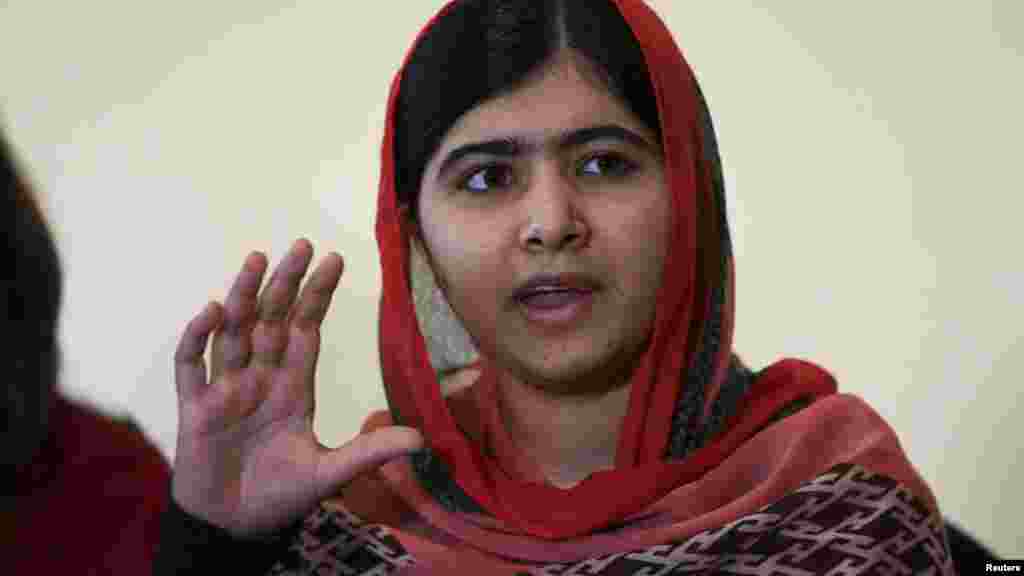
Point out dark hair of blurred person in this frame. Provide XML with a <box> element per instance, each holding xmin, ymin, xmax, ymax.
<box><xmin>2</xmin><ymin>128</ymin><xmax>170</xmax><ymax>574</ymax></box>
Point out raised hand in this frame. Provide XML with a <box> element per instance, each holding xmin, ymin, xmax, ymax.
<box><xmin>171</xmin><ymin>239</ymin><xmax>423</xmax><ymax>538</ymax></box>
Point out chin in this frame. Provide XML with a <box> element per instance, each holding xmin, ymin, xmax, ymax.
<box><xmin>513</xmin><ymin>347</ymin><xmax>633</xmax><ymax>397</ymax></box>
<box><xmin>486</xmin><ymin>319</ymin><xmax>650</xmax><ymax>397</ymax></box>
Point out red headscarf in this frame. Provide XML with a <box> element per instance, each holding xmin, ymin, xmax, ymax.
<box><xmin>368</xmin><ymin>0</ymin><xmax>944</xmax><ymax>554</ymax></box>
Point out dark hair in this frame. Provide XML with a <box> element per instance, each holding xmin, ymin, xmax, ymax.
<box><xmin>2</xmin><ymin>131</ymin><xmax>63</xmax><ymax>476</ymax></box>
<box><xmin>394</xmin><ymin>0</ymin><xmax>661</xmax><ymax>221</ymax></box>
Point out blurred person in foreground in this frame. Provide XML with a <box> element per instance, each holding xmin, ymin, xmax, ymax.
<box><xmin>2</xmin><ymin>129</ymin><xmax>170</xmax><ymax>573</ymax></box>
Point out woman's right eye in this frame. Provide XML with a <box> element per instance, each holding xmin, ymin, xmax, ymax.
<box><xmin>459</xmin><ymin>165</ymin><xmax>514</xmax><ymax>194</ymax></box>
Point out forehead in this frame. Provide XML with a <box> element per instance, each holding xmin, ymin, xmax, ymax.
<box><xmin>435</xmin><ymin>52</ymin><xmax>653</xmax><ymax>154</ymax></box>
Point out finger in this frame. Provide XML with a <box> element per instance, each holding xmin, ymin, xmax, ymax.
<box><xmin>312</xmin><ymin>426</ymin><xmax>424</xmax><ymax>502</ymax></box>
<box><xmin>215</xmin><ymin>251</ymin><xmax>268</xmax><ymax>375</ymax></box>
<box><xmin>174</xmin><ymin>301</ymin><xmax>223</xmax><ymax>400</ymax></box>
<box><xmin>440</xmin><ymin>366</ymin><xmax>482</xmax><ymax>399</ymax></box>
<box><xmin>282</xmin><ymin>253</ymin><xmax>343</xmax><ymax>385</ymax></box>
<box><xmin>257</xmin><ymin>239</ymin><xmax>314</xmax><ymax>323</ymax></box>
<box><xmin>289</xmin><ymin>252</ymin><xmax>344</xmax><ymax>333</ymax></box>
<box><xmin>252</xmin><ymin>239</ymin><xmax>314</xmax><ymax>366</ymax></box>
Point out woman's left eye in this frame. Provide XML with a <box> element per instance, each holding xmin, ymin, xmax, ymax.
<box><xmin>579</xmin><ymin>154</ymin><xmax>637</xmax><ymax>178</ymax></box>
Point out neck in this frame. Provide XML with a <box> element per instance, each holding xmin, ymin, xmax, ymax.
<box><xmin>496</xmin><ymin>370</ymin><xmax>631</xmax><ymax>489</ymax></box>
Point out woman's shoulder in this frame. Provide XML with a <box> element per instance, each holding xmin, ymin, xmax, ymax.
<box><xmin>748</xmin><ymin>358</ymin><xmax>893</xmax><ymax>436</ymax></box>
<box><xmin>750</xmin><ymin>381</ymin><xmax>944</xmax><ymax>518</ymax></box>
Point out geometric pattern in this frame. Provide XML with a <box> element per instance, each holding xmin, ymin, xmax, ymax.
<box><xmin>265</xmin><ymin>464</ymin><xmax>955</xmax><ymax>575</ymax></box>
<box><xmin>266</xmin><ymin>506</ymin><xmax>416</xmax><ymax>575</ymax></box>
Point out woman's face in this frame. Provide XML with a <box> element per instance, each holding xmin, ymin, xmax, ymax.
<box><xmin>416</xmin><ymin>51</ymin><xmax>670</xmax><ymax>396</ymax></box>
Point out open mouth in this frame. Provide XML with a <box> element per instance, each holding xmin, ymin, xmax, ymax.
<box><xmin>516</xmin><ymin>287</ymin><xmax>596</xmax><ymax>326</ymax></box>
<box><xmin>518</xmin><ymin>288</ymin><xmax>594</xmax><ymax>310</ymax></box>
<box><xmin>512</xmin><ymin>273</ymin><xmax>601</xmax><ymax>327</ymax></box>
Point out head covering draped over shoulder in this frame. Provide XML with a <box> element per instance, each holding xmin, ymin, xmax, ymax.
<box><xmin>348</xmin><ymin>0</ymin><xmax>956</xmax><ymax>571</ymax></box>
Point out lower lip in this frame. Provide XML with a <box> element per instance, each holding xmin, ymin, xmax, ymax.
<box><xmin>517</xmin><ymin>290</ymin><xmax>596</xmax><ymax>327</ymax></box>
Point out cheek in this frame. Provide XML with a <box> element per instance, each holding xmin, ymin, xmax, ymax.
<box><xmin>645</xmin><ymin>195</ymin><xmax>673</xmax><ymax>283</ymax></box>
<box><xmin>421</xmin><ymin>211</ymin><xmax>514</xmax><ymax>342</ymax></box>
<box><xmin>426</xmin><ymin>216</ymin><xmax>506</xmax><ymax>286</ymax></box>
<box><xmin>592</xmin><ymin>194</ymin><xmax>670</xmax><ymax>346</ymax></box>
<box><xmin>603</xmin><ymin>185</ymin><xmax>671</xmax><ymax>288</ymax></box>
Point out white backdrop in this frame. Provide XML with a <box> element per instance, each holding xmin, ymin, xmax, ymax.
<box><xmin>2</xmin><ymin>1</ymin><xmax>1020</xmax><ymax>556</ymax></box>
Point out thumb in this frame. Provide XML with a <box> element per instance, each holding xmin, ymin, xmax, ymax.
<box><xmin>313</xmin><ymin>426</ymin><xmax>425</xmax><ymax>499</ymax></box>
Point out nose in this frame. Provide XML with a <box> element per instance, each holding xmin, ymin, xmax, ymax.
<box><xmin>518</xmin><ymin>169</ymin><xmax>590</xmax><ymax>254</ymax></box>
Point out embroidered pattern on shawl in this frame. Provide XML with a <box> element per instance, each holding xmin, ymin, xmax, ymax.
<box><xmin>267</xmin><ymin>508</ymin><xmax>416</xmax><ymax>575</ymax></box>
<box><xmin>265</xmin><ymin>464</ymin><xmax>954</xmax><ymax>575</ymax></box>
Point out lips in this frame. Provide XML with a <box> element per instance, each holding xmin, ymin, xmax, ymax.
<box><xmin>514</xmin><ymin>274</ymin><xmax>598</xmax><ymax>327</ymax></box>
<box><xmin>513</xmin><ymin>273</ymin><xmax>600</xmax><ymax>304</ymax></box>
<box><xmin>519</xmin><ymin>289</ymin><xmax>592</xmax><ymax>310</ymax></box>
<box><xmin>513</xmin><ymin>273</ymin><xmax>601</xmax><ymax>328</ymax></box>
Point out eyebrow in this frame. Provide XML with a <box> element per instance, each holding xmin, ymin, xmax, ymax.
<box><xmin>435</xmin><ymin>124</ymin><xmax>660</xmax><ymax>180</ymax></box>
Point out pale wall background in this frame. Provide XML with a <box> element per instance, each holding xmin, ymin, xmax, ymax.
<box><xmin>2</xmin><ymin>0</ymin><xmax>1020</xmax><ymax>555</ymax></box>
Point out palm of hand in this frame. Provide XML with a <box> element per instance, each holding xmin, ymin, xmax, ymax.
<box><xmin>172</xmin><ymin>239</ymin><xmax>422</xmax><ymax>538</ymax></box>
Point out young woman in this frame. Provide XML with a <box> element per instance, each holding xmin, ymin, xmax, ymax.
<box><xmin>157</xmin><ymin>1</ymin><xmax>956</xmax><ymax>573</ymax></box>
